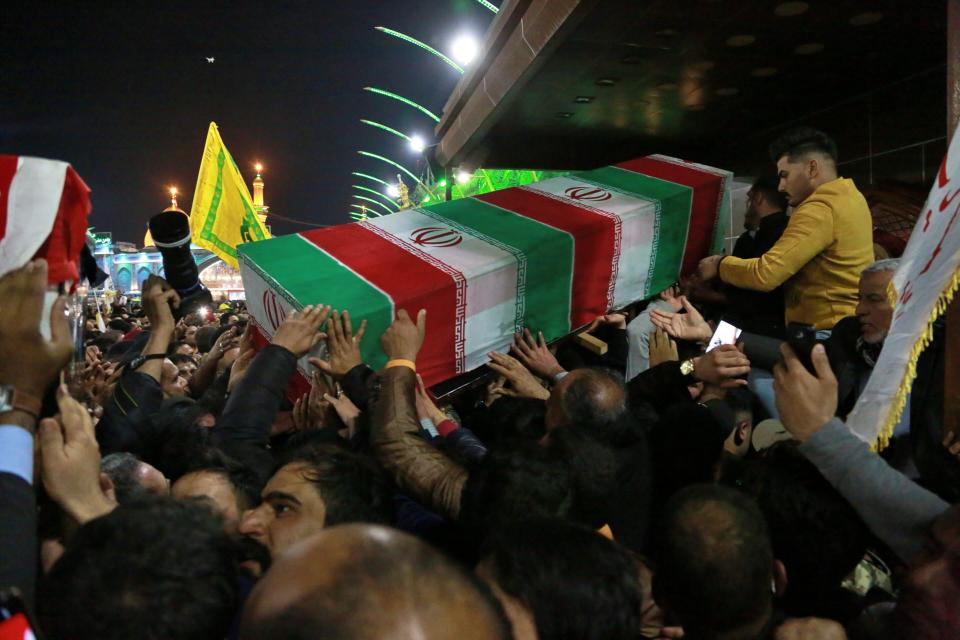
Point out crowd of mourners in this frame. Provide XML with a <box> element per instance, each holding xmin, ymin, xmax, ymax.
<box><xmin>1</xmin><ymin>127</ymin><xmax>958</xmax><ymax>640</ymax></box>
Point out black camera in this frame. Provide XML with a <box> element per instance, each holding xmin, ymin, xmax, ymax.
<box><xmin>148</xmin><ymin>209</ymin><xmax>212</xmax><ymax>319</ymax></box>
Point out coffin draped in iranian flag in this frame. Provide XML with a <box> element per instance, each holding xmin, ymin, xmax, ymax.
<box><xmin>239</xmin><ymin>155</ymin><xmax>733</xmax><ymax>389</ymax></box>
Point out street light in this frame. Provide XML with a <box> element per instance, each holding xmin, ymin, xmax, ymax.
<box><xmin>409</xmin><ymin>135</ymin><xmax>426</xmax><ymax>152</ymax></box>
<box><xmin>456</xmin><ymin>170</ymin><xmax>471</xmax><ymax>184</ymax></box>
<box><xmin>450</xmin><ymin>34</ymin><xmax>480</xmax><ymax>66</ymax></box>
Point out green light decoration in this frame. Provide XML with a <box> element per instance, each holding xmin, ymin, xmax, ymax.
<box><xmin>437</xmin><ymin>179</ymin><xmax>447</xmax><ymax>188</ymax></box>
<box><xmin>351</xmin><ymin>195</ymin><xmax>393</xmax><ymax>216</ymax></box>
<box><xmin>364</xmin><ymin>87</ymin><xmax>440</xmax><ymax>123</ymax></box>
<box><xmin>352</xmin><ymin>184</ymin><xmax>400</xmax><ymax>209</ymax></box>
<box><xmin>474</xmin><ymin>0</ymin><xmax>499</xmax><ymax>12</ymax></box>
<box><xmin>375</xmin><ymin>26</ymin><xmax>463</xmax><ymax>74</ymax></box>
<box><xmin>359</xmin><ymin>119</ymin><xmax>411</xmax><ymax>143</ymax></box>
<box><xmin>352</xmin><ymin>171</ymin><xmax>388</xmax><ymax>187</ymax></box>
<box><xmin>357</xmin><ymin>151</ymin><xmax>434</xmax><ymax>196</ymax></box>
<box><xmin>350</xmin><ymin>203</ymin><xmax>375</xmax><ymax>215</ymax></box>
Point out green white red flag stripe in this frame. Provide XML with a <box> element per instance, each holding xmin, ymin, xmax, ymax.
<box><xmin>239</xmin><ymin>155</ymin><xmax>732</xmax><ymax>387</ymax></box>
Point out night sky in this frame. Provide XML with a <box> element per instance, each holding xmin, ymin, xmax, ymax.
<box><xmin>1</xmin><ymin>1</ymin><xmax>494</xmax><ymax>243</ymax></box>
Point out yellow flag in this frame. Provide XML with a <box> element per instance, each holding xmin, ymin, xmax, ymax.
<box><xmin>189</xmin><ymin>122</ymin><xmax>270</xmax><ymax>268</ymax></box>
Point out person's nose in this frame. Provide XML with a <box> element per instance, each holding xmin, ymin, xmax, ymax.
<box><xmin>238</xmin><ymin>505</ymin><xmax>270</xmax><ymax>540</ymax></box>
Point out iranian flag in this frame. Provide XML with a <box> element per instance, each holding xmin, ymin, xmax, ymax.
<box><xmin>240</xmin><ymin>155</ymin><xmax>732</xmax><ymax>389</ymax></box>
<box><xmin>0</xmin><ymin>155</ymin><xmax>92</xmax><ymax>285</ymax></box>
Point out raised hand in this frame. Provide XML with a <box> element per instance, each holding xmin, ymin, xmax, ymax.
<box><xmin>697</xmin><ymin>254</ymin><xmax>724</xmax><ymax>282</ymax></box>
<box><xmin>773</xmin><ymin>343</ymin><xmax>838</xmax><ymax>442</ymax></box>
<box><xmin>585</xmin><ymin>313</ymin><xmax>628</xmax><ymax>333</ymax></box>
<box><xmin>271</xmin><ymin>305</ymin><xmax>331</xmax><ymax>358</ymax></box>
<box><xmin>690</xmin><ymin>344</ymin><xmax>750</xmax><ymax>388</ymax></box>
<box><xmin>415</xmin><ymin>374</ymin><xmax>446</xmax><ymax>423</ymax></box>
<box><xmin>650</xmin><ymin>296</ymin><xmax>712</xmax><ymax>342</ymax></box>
<box><xmin>309</xmin><ymin>309</ymin><xmax>367</xmax><ymax>379</ymax></box>
<box><xmin>141</xmin><ymin>274</ymin><xmax>180</xmax><ymax>335</ymax></box>
<box><xmin>0</xmin><ymin>260</ymin><xmax>74</xmax><ymax>404</ymax></box>
<box><xmin>658</xmin><ymin>285</ymin><xmax>684</xmax><ymax>311</ymax></box>
<box><xmin>38</xmin><ymin>385</ymin><xmax>115</xmax><ymax>523</ymax></box>
<box><xmin>324</xmin><ymin>390</ymin><xmax>361</xmax><ymax>439</ymax></box>
<box><xmin>486</xmin><ymin>351</ymin><xmax>550</xmax><ymax>401</ymax></box>
<box><xmin>511</xmin><ymin>328</ymin><xmax>564</xmax><ymax>380</ymax></box>
<box><xmin>648</xmin><ymin>329</ymin><xmax>679</xmax><ymax>367</ymax></box>
<box><xmin>380</xmin><ymin>309</ymin><xmax>426</xmax><ymax>362</ymax></box>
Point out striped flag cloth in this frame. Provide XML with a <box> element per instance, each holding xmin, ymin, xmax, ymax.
<box><xmin>0</xmin><ymin>155</ymin><xmax>92</xmax><ymax>285</ymax></box>
<box><xmin>240</xmin><ymin>155</ymin><xmax>732</xmax><ymax>389</ymax></box>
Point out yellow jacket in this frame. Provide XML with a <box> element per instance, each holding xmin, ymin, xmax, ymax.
<box><xmin>719</xmin><ymin>178</ymin><xmax>873</xmax><ymax>329</ymax></box>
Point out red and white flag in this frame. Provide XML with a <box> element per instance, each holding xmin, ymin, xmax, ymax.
<box><xmin>0</xmin><ymin>155</ymin><xmax>92</xmax><ymax>285</ymax></box>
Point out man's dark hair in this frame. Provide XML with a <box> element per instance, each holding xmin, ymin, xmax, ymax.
<box><xmin>166</xmin><ymin>340</ymin><xmax>193</xmax><ymax>356</ymax></box>
<box><xmin>655</xmin><ymin>484</ymin><xmax>774</xmax><ymax>636</ymax></box>
<box><xmin>481</xmin><ymin>518</ymin><xmax>643</xmax><ymax>640</ymax></box>
<box><xmin>220</xmin><ymin>312</ymin><xmax>238</xmax><ymax>326</ymax></box>
<box><xmin>733</xmin><ymin>442</ymin><xmax>870</xmax><ymax>620</ymax></box>
<box><xmin>462</xmin><ymin>444</ymin><xmax>575</xmax><ymax>536</ymax></box>
<box><xmin>39</xmin><ymin>498</ymin><xmax>239</xmax><ymax>640</ymax></box>
<box><xmin>281</xmin><ymin>443</ymin><xmax>393</xmax><ymax>526</ymax></box>
<box><xmin>751</xmin><ymin>175</ymin><xmax>788</xmax><ymax>211</ymax></box>
<box><xmin>195</xmin><ymin>325</ymin><xmax>221</xmax><ymax>353</ymax></box>
<box><xmin>107</xmin><ymin>318</ymin><xmax>132</xmax><ymax>333</ymax></box>
<box><xmin>558</xmin><ymin>367</ymin><xmax>630</xmax><ymax>444</ymax></box>
<box><xmin>181</xmin><ymin>447</ymin><xmax>265</xmax><ymax>513</ymax></box>
<box><xmin>768</xmin><ymin>127</ymin><xmax>838</xmax><ymax>164</ymax></box>
<box><xmin>168</xmin><ymin>352</ymin><xmax>197</xmax><ymax>367</ymax></box>
<box><xmin>100</xmin><ymin>452</ymin><xmax>151</xmax><ymax>503</ymax></box>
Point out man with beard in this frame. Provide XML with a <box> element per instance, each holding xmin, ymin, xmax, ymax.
<box><xmin>236</xmin><ymin>443</ymin><xmax>392</xmax><ymax>576</ymax></box>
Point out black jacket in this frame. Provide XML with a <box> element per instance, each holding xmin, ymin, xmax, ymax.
<box><xmin>725</xmin><ymin>211</ymin><xmax>789</xmax><ymax>339</ymax></box>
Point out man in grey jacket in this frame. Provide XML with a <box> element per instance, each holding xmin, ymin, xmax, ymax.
<box><xmin>773</xmin><ymin>342</ymin><xmax>959</xmax><ymax>638</ymax></box>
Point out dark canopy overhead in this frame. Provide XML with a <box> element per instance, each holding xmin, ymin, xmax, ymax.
<box><xmin>434</xmin><ymin>0</ymin><xmax>946</xmax><ymax>171</ymax></box>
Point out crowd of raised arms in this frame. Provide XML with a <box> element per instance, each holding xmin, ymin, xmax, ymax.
<box><xmin>0</xmin><ymin>127</ymin><xmax>957</xmax><ymax>640</ymax></box>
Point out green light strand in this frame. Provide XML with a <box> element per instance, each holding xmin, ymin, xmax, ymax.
<box><xmin>352</xmin><ymin>195</ymin><xmax>394</xmax><ymax>216</ymax></box>
<box><xmin>357</xmin><ymin>151</ymin><xmax>429</xmax><ymax>193</ymax></box>
<box><xmin>352</xmin><ymin>172</ymin><xmax>388</xmax><ymax>187</ymax></box>
<box><xmin>352</xmin><ymin>184</ymin><xmax>400</xmax><ymax>209</ymax></box>
<box><xmin>349</xmin><ymin>203</ymin><xmax>382</xmax><ymax>219</ymax></box>
<box><xmin>360</xmin><ymin>119</ymin><xmax>411</xmax><ymax>143</ymax></box>
<box><xmin>474</xmin><ymin>0</ymin><xmax>499</xmax><ymax>13</ymax></box>
<box><xmin>375</xmin><ymin>26</ymin><xmax>463</xmax><ymax>74</ymax></box>
<box><xmin>364</xmin><ymin>87</ymin><xmax>440</xmax><ymax>123</ymax></box>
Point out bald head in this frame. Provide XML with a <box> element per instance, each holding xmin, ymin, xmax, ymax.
<box><xmin>241</xmin><ymin>525</ymin><xmax>509</xmax><ymax>640</ymax></box>
<box><xmin>546</xmin><ymin>367</ymin><xmax>627</xmax><ymax>438</ymax></box>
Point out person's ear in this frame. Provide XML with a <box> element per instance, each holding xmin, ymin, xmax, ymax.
<box><xmin>772</xmin><ymin>558</ymin><xmax>788</xmax><ymax>597</ymax></box>
<box><xmin>100</xmin><ymin>472</ymin><xmax>117</xmax><ymax>504</ymax></box>
<box><xmin>807</xmin><ymin>157</ymin><xmax>819</xmax><ymax>180</ymax></box>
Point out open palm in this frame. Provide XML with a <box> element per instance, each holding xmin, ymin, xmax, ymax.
<box><xmin>649</xmin><ymin>296</ymin><xmax>712</xmax><ymax>342</ymax></box>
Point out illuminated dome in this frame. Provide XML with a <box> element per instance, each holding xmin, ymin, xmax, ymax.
<box><xmin>143</xmin><ymin>228</ymin><xmax>154</xmax><ymax>249</ymax></box>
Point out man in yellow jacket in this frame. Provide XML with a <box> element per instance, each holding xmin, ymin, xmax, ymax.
<box><xmin>699</xmin><ymin>128</ymin><xmax>874</xmax><ymax>330</ymax></box>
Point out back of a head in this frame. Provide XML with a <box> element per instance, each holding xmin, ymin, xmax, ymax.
<box><xmin>751</xmin><ymin>175</ymin><xmax>788</xmax><ymax>211</ymax></box>
<box><xmin>559</xmin><ymin>367</ymin><xmax>629</xmax><ymax>444</ymax></box>
<box><xmin>768</xmin><ymin>127</ymin><xmax>838</xmax><ymax>165</ymax></box>
<box><xmin>734</xmin><ymin>443</ymin><xmax>869</xmax><ymax>619</ymax></box>
<box><xmin>650</xmin><ymin>404</ymin><xmax>728</xmax><ymax>512</ymax></box>
<box><xmin>39</xmin><ymin>497</ymin><xmax>239</xmax><ymax>640</ymax></box>
<box><xmin>480</xmin><ymin>518</ymin><xmax>643</xmax><ymax>640</ymax></box>
<box><xmin>100</xmin><ymin>452</ymin><xmax>151</xmax><ymax>503</ymax></box>
<box><xmin>194</xmin><ymin>325</ymin><xmax>220</xmax><ymax>353</ymax></box>
<box><xmin>655</xmin><ymin>484</ymin><xmax>773</xmax><ymax>636</ymax></box>
<box><xmin>241</xmin><ymin>525</ymin><xmax>510</xmax><ymax>640</ymax></box>
<box><xmin>281</xmin><ymin>443</ymin><xmax>393</xmax><ymax>526</ymax></box>
<box><xmin>462</xmin><ymin>443</ymin><xmax>575</xmax><ymax>537</ymax></box>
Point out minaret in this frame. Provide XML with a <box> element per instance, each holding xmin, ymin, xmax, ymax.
<box><xmin>252</xmin><ymin>163</ymin><xmax>269</xmax><ymax>225</ymax></box>
<box><xmin>145</xmin><ymin>187</ymin><xmax>185</xmax><ymax>248</ymax></box>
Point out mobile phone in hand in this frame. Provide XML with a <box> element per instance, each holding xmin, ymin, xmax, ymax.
<box><xmin>784</xmin><ymin>323</ymin><xmax>822</xmax><ymax>375</ymax></box>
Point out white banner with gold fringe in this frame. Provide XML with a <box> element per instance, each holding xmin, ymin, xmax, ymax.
<box><xmin>845</xmin><ymin>127</ymin><xmax>960</xmax><ymax>449</ymax></box>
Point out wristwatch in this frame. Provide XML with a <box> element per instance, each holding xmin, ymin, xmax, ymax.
<box><xmin>0</xmin><ymin>385</ymin><xmax>43</xmax><ymax>419</ymax></box>
<box><xmin>680</xmin><ymin>358</ymin><xmax>697</xmax><ymax>381</ymax></box>
<box><xmin>129</xmin><ymin>353</ymin><xmax>167</xmax><ymax>370</ymax></box>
